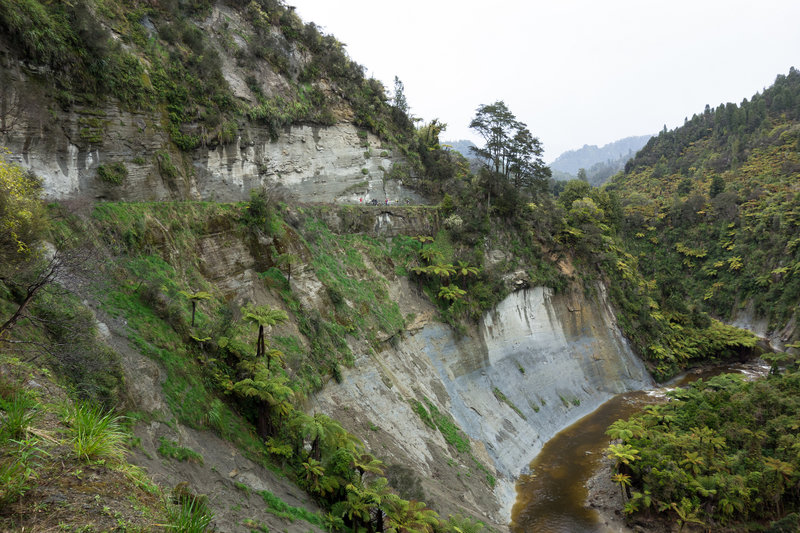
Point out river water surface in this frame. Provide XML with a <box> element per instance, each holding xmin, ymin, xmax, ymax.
<box><xmin>509</xmin><ymin>361</ymin><xmax>769</xmax><ymax>532</ymax></box>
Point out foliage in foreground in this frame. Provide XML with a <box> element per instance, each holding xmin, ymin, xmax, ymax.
<box><xmin>165</xmin><ymin>495</ymin><xmax>214</xmax><ymax>533</ymax></box>
<box><xmin>607</xmin><ymin>367</ymin><xmax>800</xmax><ymax>530</ymax></box>
<box><xmin>0</xmin><ymin>363</ymin><xmax>190</xmax><ymax>531</ymax></box>
<box><xmin>63</xmin><ymin>402</ymin><xmax>128</xmax><ymax>463</ymax></box>
<box><xmin>0</xmin><ymin>387</ymin><xmax>42</xmax><ymax>507</ymax></box>
<box><xmin>0</xmin><ymin>149</ymin><xmax>45</xmax><ymax>269</ymax></box>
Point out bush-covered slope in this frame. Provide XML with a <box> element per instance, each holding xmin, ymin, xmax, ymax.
<box><xmin>1</xmin><ymin>171</ymin><xmax>501</xmax><ymax>531</ymax></box>
<box><xmin>608</xmin><ymin>68</ymin><xmax>800</xmax><ymax>342</ymax></box>
<box><xmin>0</xmin><ymin>0</ymin><xmax>413</xmax><ymax>149</ymax></box>
<box><xmin>609</xmin><ymin>367</ymin><xmax>800</xmax><ymax>531</ymax></box>
<box><xmin>599</xmin><ymin>67</ymin><xmax>800</xmax><ymax>532</ymax></box>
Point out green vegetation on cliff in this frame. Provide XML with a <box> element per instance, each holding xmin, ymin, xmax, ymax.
<box><xmin>1</xmin><ymin>157</ymin><xmax>495</xmax><ymax>530</ymax></box>
<box><xmin>0</xmin><ymin>0</ymin><xmax>414</xmax><ymax>149</ymax></box>
<box><xmin>2</xmin><ymin>1</ymin><xmax>798</xmax><ymax>528</ymax></box>
<box><xmin>553</xmin><ymin>70</ymin><xmax>800</xmax><ymax>380</ymax></box>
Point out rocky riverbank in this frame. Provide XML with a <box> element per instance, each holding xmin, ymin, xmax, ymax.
<box><xmin>584</xmin><ymin>459</ymin><xmax>637</xmax><ymax>533</ymax></box>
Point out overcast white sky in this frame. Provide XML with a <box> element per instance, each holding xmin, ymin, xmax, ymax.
<box><xmin>290</xmin><ymin>0</ymin><xmax>800</xmax><ymax>162</ymax></box>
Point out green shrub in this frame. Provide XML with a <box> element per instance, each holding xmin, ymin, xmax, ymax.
<box><xmin>0</xmin><ymin>438</ymin><xmax>43</xmax><ymax>506</ymax></box>
<box><xmin>97</xmin><ymin>162</ymin><xmax>128</xmax><ymax>185</ymax></box>
<box><xmin>156</xmin><ymin>151</ymin><xmax>178</xmax><ymax>180</ymax></box>
<box><xmin>258</xmin><ymin>489</ymin><xmax>325</xmax><ymax>527</ymax></box>
<box><xmin>165</xmin><ymin>495</ymin><xmax>214</xmax><ymax>533</ymax></box>
<box><xmin>440</xmin><ymin>513</ymin><xmax>488</xmax><ymax>533</ymax></box>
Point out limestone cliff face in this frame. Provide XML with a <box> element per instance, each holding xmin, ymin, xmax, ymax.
<box><xmin>194</xmin><ymin>124</ymin><xmax>426</xmax><ymax>204</ymax></box>
<box><xmin>0</xmin><ymin>68</ymin><xmax>421</xmax><ymax>204</ymax></box>
<box><xmin>0</xmin><ymin>1</ymin><xmax>426</xmax><ymax>206</ymax></box>
<box><xmin>470</xmin><ymin>287</ymin><xmax>652</xmax><ymax>472</ymax></box>
<box><xmin>312</xmin><ymin>285</ymin><xmax>652</xmax><ymax>526</ymax></box>
<box><xmin>301</xmin><ymin>205</ymin><xmax>440</xmax><ymax>238</ymax></box>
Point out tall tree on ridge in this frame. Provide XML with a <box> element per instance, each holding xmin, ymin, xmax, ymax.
<box><xmin>469</xmin><ymin>100</ymin><xmax>518</xmax><ymax>177</ymax></box>
<box><xmin>469</xmin><ymin>100</ymin><xmax>551</xmax><ymax>212</ymax></box>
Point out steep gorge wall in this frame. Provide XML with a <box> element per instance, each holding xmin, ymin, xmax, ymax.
<box><xmin>312</xmin><ymin>284</ymin><xmax>652</xmax><ymax>525</ymax></box>
<box><xmin>299</xmin><ymin>205</ymin><xmax>441</xmax><ymax>238</ymax></box>
<box><xmin>467</xmin><ymin>286</ymin><xmax>652</xmax><ymax>475</ymax></box>
<box><xmin>180</xmin><ymin>221</ymin><xmax>653</xmax><ymax>525</ymax></box>
<box><xmin>731</xmin><ymin>303</ymin><xmax>797</xmax><ymax>352</ymax></box>
<box><xmin>58</xmin><ymin>207</ymin><xmax>654</xmax><ymax>530</ymax></box>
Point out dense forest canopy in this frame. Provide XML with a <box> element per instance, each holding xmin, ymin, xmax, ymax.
<box><xmin>604</xmin><ymin>67</ymin><xmax>800</xmax><ymax>531</ymax></box>
<box><xmin>609</xmin><ymin>67</ymin><xmax>800</xmax><ymax>333</ymax></box>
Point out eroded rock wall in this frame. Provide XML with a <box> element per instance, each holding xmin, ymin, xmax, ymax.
<box><xmin>312</xmin><ymin>285</ymin><xmax>652</xmax><ymax>526</ymax></box>
<box><xmin>0</xmin><ymin>58</ymin><xmax>424</xmax><ymax>204</ymax></box>
<box><xmin>467</xmin><ymin>286</ymin><xmax>652</xmax><ymax>476</ymax></box>
<box><xmin>65</xmin><ymin>212</ymin><xmax>650</xmax><ymax>529</ymax></box>
<box><xmin>731</xmin><ymin>303</ymin><xmax>797</xmax><ymax>352</ymax></box>
<box><xmin>301</xmin><ymin>205</ymin><xmax>440</xmax><ymax>237</ymax></box>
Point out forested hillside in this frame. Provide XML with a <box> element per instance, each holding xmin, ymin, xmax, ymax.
<box><xmin>0</xmin><ymin>0</ymin><xmax>411</xmax><ymax>145</ymax></box>
<box><xmin>602</xmin><ymin>68</ymin><xmax>800</xmax><ymax>532</ymax></box>
<box><xmin>609</xmin><ymin>68</ymin><xmax>800</xmax><ymax>342</ymax></box>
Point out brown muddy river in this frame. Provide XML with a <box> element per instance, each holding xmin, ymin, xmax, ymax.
<box><xmin>509</xmin><ymin>391</ymin><xmax>652</xmax><ymax>532</ymax></box>
<box><xmin>509</xmin><ymin>361</ymin><xmax>768</xmax><ymax>532</ymax></box>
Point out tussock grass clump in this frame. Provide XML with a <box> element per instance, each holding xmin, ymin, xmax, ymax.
<box><xmin>63</xmin><ymin>403</ymin><xmax>127</xmax><ymax>463</ymax></box>
<box><xmin>0</xmin><ymin>392</ymin><xmax>39</xmax><ymax>441</ymax></box>
<box><xmin>164</xmin><ymin>495</ymin><xmax>214</xmax><ymax>533</ymax></box>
